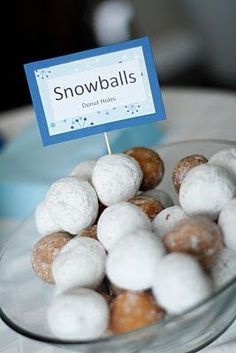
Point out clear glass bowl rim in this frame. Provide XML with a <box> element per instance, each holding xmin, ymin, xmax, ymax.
<box><xmin>1</xmin><ymin>138</ymin><xmax>236</xmax><ymax>345</ymax></box>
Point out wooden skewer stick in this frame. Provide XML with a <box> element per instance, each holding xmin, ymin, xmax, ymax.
<box><xmin>104</xmin><ymin>132</ymin><xmax>112</xmax><ymax>155</ymax></box>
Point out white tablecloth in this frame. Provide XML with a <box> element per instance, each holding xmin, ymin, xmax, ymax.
<box><xmin>1</xmin><ymin>88</ymin><xmax>236</xmax><ymax>353</ymax></box>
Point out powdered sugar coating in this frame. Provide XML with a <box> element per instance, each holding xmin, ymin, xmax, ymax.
<box><xmin>69</xmin><ymin>160</ymin><xmax>96</xmax><ymax>183</ymax></box>
<box><xmin>179</xmin><ymin>164</ymin><xmax>235</xmax><ymax>220</ymax></box>
<box><xmin>152</xmin><ymin>253</ymin><xmax>213</xmax><ymax>315</ymax></box>
<box><xmin>45</xmin><ymin>176</ymin><xmax>98</xmax><ymax>234</ymax></box>
<box><xmin>58</xmin><ymin>235</ymin><xmax>83</xmax><ymax>254</ymax></box>
<box><xmin>140</xmin><ymin>188</ymin><xmax>174</xmax><ymax>208</ymax></box>
<box><xmin>209</xmin><ymin>148</ymin><xmax>236</xmax><ymax>180</ymax></box>
<box><xmin>210</xmin><ymin>247</ymin><xmax>236</xmax><ymax>288</ymax></box>
<box><xmin>106</xmin><ymin>229</ymin><xmax>166</xmax><ymax>291</ymax></box>
<box><xmin>92</xmin><ymin>154</ymin><xmax>143</xmax><ymax>206</ymax></box>
<box><xmin>218</xmin><ymin>198</ymin><xmax>236</xmax><ymax>251</ymax></box>
<box><xmin>47</xmin><ymin>288</ymin><xmax>109</xmax><ymax>340</ymax></box>
<box><xmin>152</xmin><ymin>206</ymin><xmax>188</xmax><ymax>238</ymax></box>
<box><xmin>35</xmin><ymin>200</ymin><xmax>61</xmax><ymax>236</ymax></box>
<box><xmin>97</xmin><ymin>202</ymin><xmax>151</xmax><ymax>251</ymax></box>
<box><xmin>52</xmin><ymin>237</ymin><xmax>106</xmax><ymax>291</ymax></box>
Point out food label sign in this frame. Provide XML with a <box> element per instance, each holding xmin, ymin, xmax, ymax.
<box><xmin>24</xmin><ymin>37</ymin><xmax>166</xmax><ymax>146</ymax></box>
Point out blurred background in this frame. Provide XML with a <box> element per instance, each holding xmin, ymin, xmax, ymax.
<box><xmin>1</xmin><ymin>2</ymin><xmax>236</xmax><ymax>348</ymax></box>
<box><xmin>0</xmin><ymin>0</ymin><xmax>235</xmax><ymax>113</ymax></box>
<box><xmin>0</xmin><ymin>0</ymin><xmax>236</xmax><ymax>238</ymax></box>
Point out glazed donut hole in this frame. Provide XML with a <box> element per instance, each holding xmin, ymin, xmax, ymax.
<box><xmin>129</xmin><ymin>195</ymin><xmax>164</xmax><ymax>220</ymax></box>
<box><xmin>172</xmin><ymin>154</ymin><xmax>208</xmax><ymax>193</ymax></box>
<box><xmin>124</xmin><ymin>146</ymin><xmax>165</xmax><ymax>191</ymax></box>
<box><xmin>163</xmin><ymin>216</ymin><xmax>223</xmax><ymax>269</ymax></box>
<box><xmin>140</xmin><ymin>188</ymin><xmax>174</xmax><ymax>208</ymax></box>
<box><xmin>32</xmin><ymin>232</ymin><xmax>73</xmax><ymax>283</ymax></box>
<box><xmin>30</xmin><ymin>146</ymin><xmax>236</xmax><ymax>340</ymax></box>
<box><xmin>109</xmin><ymin>290</ymin><xmax>165</xmax><ymax>334</ymax></box>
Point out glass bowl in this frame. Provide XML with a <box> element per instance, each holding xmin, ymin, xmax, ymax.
<box><xmin>1</xmin><ymin>139</ymin><xmax>236</xmax><ymax>353</ymax></box>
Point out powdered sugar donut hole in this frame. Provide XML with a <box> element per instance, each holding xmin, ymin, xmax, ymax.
<box><xmin>52</xmin><ymin>237</ymin><xmax>106</xmax><ymax>291</ymax></box>
<box><xmin>210</xmin><ymin>247</ymin><xmax>236</xmax><ymax>288</ymax></box>
<box><xmin>152</xmin><ymin>206</ymin><xmax>188</xmax><ymax>238</ymax></box>
<box><xmin>179</xmin><ymin>164</ymin><xmax>235</xmax><ymax>220</ymax></box>
<box><xmin>218</xmin><ymin>198</ymin><xmax>236</xmax><ymax>251</ymax></box>
<box><xmin>97</xmin><ymin>202</ymin><xmax>151</xmax><ymax>251</ymax></box>
<box><xmin>47</xmin><ymin>288</ymin><xmax>109</xmax><ymax>340</ymax></box>
<box><xmin>35</xmin><ymin>200</ymin><xmax>61</xmax><ymax>236</ymax></box>
<box><xmin>209</xmin><ymin>148</ymin><xmax>236</xmax><ymax>180</ymax></box>
<box><xmin>106</xmin><ymin>229</ymin><xmax>166</xmax><ymax>291</ymax></box>
<box><xmin>124</xmin><ymin>146</ymin><xmax>164</xmax><ymax>191</ymax></box>
<box><xmin>69</xmin><ymin>160</ymin><xmax>96</xmax><ymax>183</ymax></box>
<box><xmin>92</xmin><ymin>153</ymin><xmax>143</xmax><ymax>206</ymax></box>
<box><xmin>45</xmin><ymin>176</ymin><xmax>98</xmax><ymax>234</ymax></box>
<box><xmin>152</xmin><ymin>253</ymin><xmax>213</xmax><ymax>315</ymax></box>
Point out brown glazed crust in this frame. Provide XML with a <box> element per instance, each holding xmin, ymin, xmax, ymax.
<box><xmin>32</xmin><ymin>232</ymin><xmax>72</xmax><ymax>283</ymax></box>
<box><xmin>109</xmin><ymin>291</ymin><xmax>165</xmax><ymax>333</ymax></box>
<box><xmin>172</xmin><ymin>154</ymin><xmax>208</xmax><ymax>193</ymax></box>
<box><xmin>79</xmin><ymin>224</ymin><xmax>98</xmax><ymax>240</ymax></box>
<box><xmin>124</xmin><ymin>147</ymin><xmax>164</xmax><ymax>191</ymax></box>
<box><xmin>163</xmin><ymin>217</ymin><xmax>223</xmax><ymax>268</ymax></box>
<box><xmin>129</xmin><ymin>195</ymin><xmax>164</xmax><ymax>220</ymax></box>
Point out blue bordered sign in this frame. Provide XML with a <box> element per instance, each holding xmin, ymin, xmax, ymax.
<box><xmin>24</xmin><ymin>37</ymin><xmax>166</xmax><ymax>146</ymax></box>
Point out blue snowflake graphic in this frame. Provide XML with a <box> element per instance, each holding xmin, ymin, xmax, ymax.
<box><xmin>125</xmin><ymin>103</ymin><xmax>141</xmax><ymax>114</ymax></box>
<box><xmin>35</xmin><ymin>68</ymin><xmax>51</xmax><ymax>79</ymax></box>
<box><xmin>70</xmin><ymin>117</ymin><xmax>94</xmax><ymax>130</ymax></box>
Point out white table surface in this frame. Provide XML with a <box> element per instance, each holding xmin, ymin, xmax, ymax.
<box><xmin>0</xmin><ymin>87</ymin><xmax>236</xmax><ymax>353</ymax></box>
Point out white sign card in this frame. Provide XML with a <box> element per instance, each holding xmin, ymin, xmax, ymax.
<box><xmin>24</xmin><ymin>37</ymin><xmax>166</xmax><ymax>145</ymax></box>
